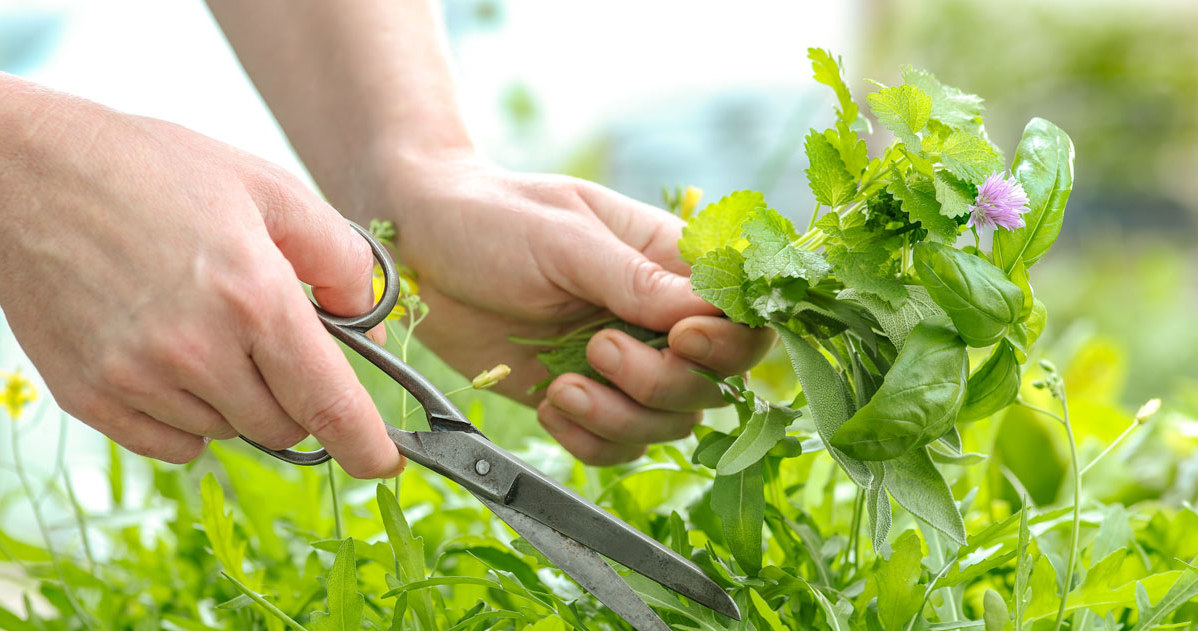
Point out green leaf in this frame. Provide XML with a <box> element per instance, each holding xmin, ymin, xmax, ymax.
<box><xmin>742</xmin><ymin>207</ymin><xmax>832</xmax><ymax>283</ymax></box>
<box><xmin>1006</xmin><ymin>298</ymin><xmax>1048</xmax><ymax>363</ymax></box>
<box><xmin>867</xmin><ymin>462</ymin><xmax>894</xmax><ymax>551</ymax></box>
<box><xmin>868</xmin><ymin>84</ymin><xmax>931</xmax><ymax>149</ymax></box>
<box><xmin>983</xmin><ymin>589</ymin><xmax>1009</xmax><ymax>631</ymax></box>
<box><xmin>805</xmin><ymin>131</ymin><xmax>857</xmax><ymax>207</ymax></box>
<box><xmin>679</xmin><ymin>190</ymin><xmax>765</xmax><ymax>263</ymax></box>
<box><xmin>220</xmin><ymin>572</ymin><xmax>308</xmax><ymax>631</ymax></box>
<box><xmin>773</xmin><ymin>325</ymin><xmax>872</xmax><ymax>487</ymax></box>
<box><xmin>901</xmin><ymin>66</ymin><xmax>984</xmax><ymax>131</ymax></box>
<box><xmin>959</xmin><ymin>340</ymin><xmax>1021</xmax><ymax>422</ymax></box>
<box><xmin>938</xmin><ymin>130</ymin><xmax>1004</xmax><ymax>185</ymax></box>
<box><xmin>1014</xmin><ymin>502</ymin><xmax>1033</xmax><ymax>629</ymax></box>
<box><xmin>914</xmin><ymin>242</ymin><xmax>1024</xmax><ymax>347</ymax></box>
<box><xmin>200</xmin><ymin>473</ymin><xmax>254</xmax><ymax>589</ymax></box>
<box><xmin>809</xmin><ymin>48</ymin><xmax>859</xmax><ymax>126</ymax></box>
<box><xmin>747</xmin><ymin>276</ymin><xmax>809</xmax><ymax>321</ymax></box>
<box><xmin>933</xmin><ymin>171</ymin><xmax>975</xmax><ymax>219</ymax></box>
<box><xmin>376</xmin><ymin>484</ymin><xmax>426</xmax><ymax>583</ymax></box>
<box><xmin>825</xmin><ymin>121</ymin><xmax>870</xmax><ymax>178</ymax></box>
<box><xmin>888</xmin><ymin>175</ymin><xmax>958</xmax><ymax>244</ymax></box>
<box><xmin>690</xmin><ymin>246</ymin><xmax>765</xmax><ymax>326</ymax></box>
<box><xmin>838</xmin><ymin>286</ymin><xmax>946</xmax><ymax>351</ymax></box>
<box><xmin>1131</xmin><ymin>569</ymin><xmax>1198</xmax><ymax>630</ymax></box>
<box><xmin>750</xmin><ymin>589</ymin><xmax>786</xmax><ymax>631</ymax></box>
<box><xmin>874</xmin><ymin>531</ymin><xmax>926</xmax><ymax>631</ymax></box>
<box><xmin>693</xmin><ymin>431</ymin><xmax>736</xmax><ymax>469</ymax></box>
<box><xmin>833</xmin><ymin>246</ymin><xmax>909</xmax><ymax>307</ymax></box>
<box><xmin>308</xmin><ymin>539</ymin><xmax>364</xmax><ymax>631</ymax></box>
<box><xmin>992</xmin><ymin>118</ymin><xmax>1075</xmax><ymax>272</ymax></box>
<box><xmin>831</xmin><ymin>319</ymin><xmax>969</xmax><ymax>461</ymax></box>
<box><xmin>717</xmin><ymin>403</ymin><xmax>801</xmax><ymax>475</ymax></box>
<box><xmin>711</xmin><ymin>462</ymin><xmax>764</xmax><ymax>575</ymax></box>
<box><xmin>883</xmin><ymin>447</ymin><xmax>967</xmax><ymax>545</ymax></box>
<box><xmin>1008</xmin><ymin>258</ymin><xmax>1034</xmax><ymax>322</ymax></box>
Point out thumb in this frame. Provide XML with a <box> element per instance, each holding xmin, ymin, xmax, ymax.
<box><xmin>245</xmin><ymin>171</ymin><xmax>375</xmax><ymax>320</ymax></box>
<box><xmin>550</xmin><ymin>230</ymin><xmax>719</xmax><ymax>332</ymax></box>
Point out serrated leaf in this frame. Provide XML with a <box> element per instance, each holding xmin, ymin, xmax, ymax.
<box><xmin>805</xmin><ymin>131</ymin><xmax>857</xmax><ymax>207</ymax></box>
<box><xmin>883</xmin><ymin>447</ymin><xmax>967</xmax><ymax>545</ymax></box>
<box><xmin>868</xmin><ymin>84</ymin><xmax>932</xmax><ymax>149</ymax></box>
<box><xmin>838</xmin><ymin>286</ymin><xmax>945</xmax><ymax>351</ymax></box>
<box><xmin>825</xmin><ymin>121</ymin><xmax>869</xmax><ymax>178</ymax></box>
<box><xmin>309</xmin><ymin>539</ymin><xmax>364</xmax><ymax>631</ymax></box>
<box><xmin>888</xmin><ymin>175</ymin><xmax>957</xmax><ymax>244</ymax></box>
<box><xmin>874</xmin><ymin>531</ymin><xmax>925</xmax><ymax>631</ymax></box>
<box><xmin>809</xmin><ymin>48</ymin><xmax>859</xmax><ymax>126</ymax></box>
<box><xmin>679</xmin><ymin>190</ymin><xmax>765</xmax><ymax>263</ymax></box>
<box><xmin>742</xmin><ymin>207</ymin><xmax>832</xmax><ymax>283</ymax></box>
<box><xmin>200</xmin><ymin>473</ymin><xmax>255</xmax><ymax>589</ymax></box>
<box><xmin>992</xmin><ymin>118</ymin><xmax>1074</xmax><ymax>273</ymax></box>
<box><xmin>833</xmin><ymin>246</ymin><xmax>908</xmax><ymax>307</ymax></box>
<box><xmin>691</xmin><ymin>246</ymin><xmax>765</xmax><ymax>326</ymax></box>
<box><xmin>934</xmin><ymin>171</ymin><xmax>975</xmax><ymax>219</ymax></box>
<box><xmin>901</xmin><ymin>66</ymin><xmax>984</xmax><ymax>131</ymax></box>
<box><xmin>938</xmin><ymin>130</ymin><xmax>1004</xmax><ymax>185</ymax></box>
<box><xmin>1131</xmin><ymin>569</ymin><xmax>1198</xmax><ymax>630</ymax></box>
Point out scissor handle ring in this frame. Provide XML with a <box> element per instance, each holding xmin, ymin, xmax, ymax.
<box><xmin>241</xmin><ymin>220</ymin><xmax>400</xmax><ymax>467</ymax></box>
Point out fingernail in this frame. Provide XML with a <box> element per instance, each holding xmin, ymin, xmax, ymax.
<box><xmin>589</xmin><ymin>338</ymin><xmax>622</xmax><ymax>375</ymax></box>
<box><xmin>551</xmin><ymin>385</ymin><xmax>590</xmax><ymax>417</ymax></box>
<box><xmin>673</xmin><ymin>329</ymin><xmax>711</xmax><ymax>361</ymax></box>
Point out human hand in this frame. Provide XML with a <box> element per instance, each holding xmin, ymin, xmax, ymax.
<box><xmin>0</xmin><ymin>80</ymin><xmax>402</xmax><ymax>478</ymax></box>
<box><xmin>369</xmin><ymin>154</ymin><xmax>775</xmax><ymax>465</ymax></box>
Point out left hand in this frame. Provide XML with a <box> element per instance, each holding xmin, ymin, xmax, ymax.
<box><xmin>367</xmin><ymin>152</ymin><xmax>775</xmax><ymax>465</ymax></box>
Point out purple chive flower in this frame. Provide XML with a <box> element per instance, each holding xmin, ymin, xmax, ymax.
<box><xmin>967</xmin><ymin>173</ymin><xmax>1030</xmax><ymax>231</ymax></box>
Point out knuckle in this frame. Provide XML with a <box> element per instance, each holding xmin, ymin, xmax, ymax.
<box><xmin>303</xmin><ymin>388</ymin><xmax>365</xmax><ymax>442</ymax></box>
<box><xmin>96</xmin><ymin>351</ymin><xmax>147</xmax><ymax>396</ymax></box>
<box><xmin>627</xmin><ymin>258</ymin><xmax>670</xmax><ymax>301</ymax></box>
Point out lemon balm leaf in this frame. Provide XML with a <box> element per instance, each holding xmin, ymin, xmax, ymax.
<box><xmin>742</xmin><ymin>208</ymin><xmax>832</xmax><ymax>283</ymax></box>
<box><xmin>691</xmin><ymin>247</ymin><xmax>765</xmax><ymax>326</ymax></box>
<box><xmin>804</xmin><ymin>131</ymin><xmax>857</xmax><ymax>207</ymax></box>
<box><xmin>900</xmin><ymin>66</ymin><xmax>984</xmax><ymax>131</ymax></box>
<box><xmin>868</xmin><ymin>84</ymin><xmax>932</xmax><ymax>149</ymax></box>
<box><xmin>809</xmin><ymin>48</ymin><xmax>859</xmax><ymax>126</ymax></box>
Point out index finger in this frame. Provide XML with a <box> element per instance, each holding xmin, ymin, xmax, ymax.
<box><xmin>250</xmin><ymin>265</ymin><xmax>404</xmax><ymax>479</ymax></box>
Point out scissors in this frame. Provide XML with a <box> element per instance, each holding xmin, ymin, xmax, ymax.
<box><xmin>242</xmin><ymin>222</ymin><xmax>740</xmax><ymax>631</ymax></box>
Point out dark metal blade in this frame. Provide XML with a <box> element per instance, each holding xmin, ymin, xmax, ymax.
<box><xmin>506</xmin><ymin>471</ymin><xmax>741</xmax><ymax>620</ymax></box>
<box><xmin>478</xmin><ymin>496</ymin><xmax>671</xmax><ymax>631</ymax></box>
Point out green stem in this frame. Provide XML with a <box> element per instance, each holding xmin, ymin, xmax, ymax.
<box><xmin>10</xmin><ymin>410</ymin><xmax>99</xmax><ymax>631</ymax></box>
<box><xmin>807</xmin><ymin>203</ymin><xmax>822</xmax><ymax>231</ymax></box>
<box><xmin>221</xmin><ymin>571</ymin><xmax>311</xmax><ymax>631</ymax></box>
<box><xmin>1079</xmin><ymin>420</ymin><xmax>1138</xmax><ymax>477</ymax></box>
<box><xmin>847</xmin><ymin>488</ymin><xmax>865</xmax><ymax>571</ymax></box>
<box><xmin>1018</xmin><ymin>398</ymin><xmax>1080</xmax><ymax>631</ymax></box>
<box><xmin>905</xmin><ymin>559</ymin><xmax>957</xmax><ymax>631</ymax></box>
<box><xmin>327</xmin><ymin>461</ymin><xmax>342</xmax><ymax>540</ymax></box>
<box><xmin>58</xmin><ymin>415</ymin><xmax>95</xmax><ymax>570</ymax></box>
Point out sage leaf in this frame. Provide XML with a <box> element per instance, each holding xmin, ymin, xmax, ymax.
<box><xmin>711</xmin><ymin>462</ymin><xmax>764</xmax><ymax>575</ymax></box>
<box><xmin>883</xmin><ymin>447</ymin><xmax>967</xmax><ymax>545</ymax></box>
<box><xmin>983</xmin><ymin>589</ymin><xmax>1009</xmax><ymax>631</ymax></box>
<box><xmin>773</xmin><ymin>324</ymin><xmax>872</xmax><ymax>487</ymax></box>
<box><xmin>838</xmin><ymin>285</ymin><xmax>945</xmax><ymax>351</ymax></box>
<box><xmin>867</xmin><ymin>461</ymin><xmax>893</xmax><ymax>552</ymax></box>
<box><xmin>992</xmin><ymin>118</ymin><xmax>1075</xmax><ymax>273</ymax></box>
<box><xmin>831</xmin><ymin>318</ymin><xmax>969</xmax><ymax>461</ymax></box>
<box><xmin>959</xmin><ymin>340</ymin><xmax>1021</xmax><ymax>422</ymax></box>
<box><xmin>914</xmin><ymin>241</ymin><xmax>1023</xmax><ymax>347</ymax></box>
<box><xmin>717</xmin><ymin>404</ymin><xmax>802</xmax><ymax>475</ymax></box>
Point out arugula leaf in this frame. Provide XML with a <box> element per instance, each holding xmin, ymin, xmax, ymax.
<box><xmin>691</xmin><ymin>247</ymin><xmax>765</xmax><ymax>326</ymax></box>
<box><xmin>1131</xmin><ymin>569</ymin><xmax>1198</xmax><ymax>630</ymax></box>
<box><xmin>900</xmin><ymin>66</ymin><xmax>984</xmax><ymax>131</ymax></box>
<box><xmin>804</xmin><ymin>131</ymin><xmax>857</xmax><ymax>207</ymax></box>
<box><xmin>200</xmin><ymin>473</ymin><xmax>255</xmax><ymax>590</ymax></box>
<box><xmin>808</xmin><ymin>48</ymin><xmax>859</xmax><ymax>127</ymax></box>
<box><xmin>309</xmin><ymin>539</ymin><xmax>365</xmax><ymax>631</ymax></box>
<box><xmin>933</xmin><ymin>171</ymin><xmax>975</xmax><ymax>219</ymax></box>
<box><xmin>711</xmin><ymin>461</ymin><xmax>764</xmax><ymax>575</ymax></box>
<box><xmin>868</xmin><ymin>85</ymin><xmax>932</xmax><ymax>149</ymax></box>
<box><xmin>831</xmin><ymin>318</ymin><xmax>969</xmax><ymax>461</ymax></box>
<box><xmin>742</xmin><ymin>207</ymin><xmax>832</xmax><ymax>283</ymax></box>
<box><xmin>992</xmin><ymin>118</ymin><xmax>1075</xmax><ymax>273</ymax></box>
<box><xmin>887</xmin><ymin>175</ymin><xmax>957</xmax><ymax>244</ymax></box>
<box><xmin>679</xmin><ymin>190</ymin><xmax>764</xmax><ymax>263</ymax></box>
<box><xmin>873</xmin><ymin>531</ymin><xmax>925</xmax><ymax>631</ymax></box>
<box><xmin>937</xmin><ymin>130</ymin><xmax>1004</xmax><ymax>185</ymax></box>
<box><xmin>982</xmin><ymin>589</ymin><xmax>1009</xmax><ymax>631</ymax></box>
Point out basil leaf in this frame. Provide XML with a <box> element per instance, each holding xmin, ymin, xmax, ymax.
<box><xmin>773</xmin><ymin>324</ymin><xmax>872</xmax><ymax>487</ymax></box>
<box><xmin>959</xmin><ymin>340</ymin><xmax>1021</xmax><ymax>422</ymax></box>
<box><xmin>914</xmin><ymin>241</ymin><xmax>1024</xmax><ymax>347</ymax></box>
<box><xmin>831</xmin><ymin>318</ymin><xmax>969</xmax><ymax>461</ymax></box>
<box><xmin>883</xmin><ymin>446</ymin><xmax>967</xmax><ymax>544</ymax></box>
<box><xmin>717</xmin><ymin>404</ymin><xmax>802</xmax><ymax>475</ymax></box>
<box><xmin>1008</xmin><ymin>258</ymin><xmax>1034</xmax><ymax>322</ymax></box>
<box><xmin>1007</xmin><ymin>298</ymin><xmax>1048</xmax><ymax>363</ymax></box>
<box><xmin>992</xmin><ymin>118</ymin><xmax>1075</xmax><ymax>273</ymax></box>
<box><xmin>711</xmin><ymin>462</ymin><xmax>764</xmax><ymax>575</ymax></box>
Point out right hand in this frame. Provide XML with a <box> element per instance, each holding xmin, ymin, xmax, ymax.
<box><xmin>0</xmin><ymin>78</ymin><xmax>403</xmax><ymax>478</ymax></box>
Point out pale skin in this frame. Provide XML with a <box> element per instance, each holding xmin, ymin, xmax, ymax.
<box><xmin>0</xmin><ymin>0</ymin><xmax>774</xmax><ymax>478</ymax></box>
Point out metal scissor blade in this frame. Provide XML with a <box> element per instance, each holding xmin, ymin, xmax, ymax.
<box><xmin>476</xmin><ymin>496</ymin><xmax>670</xmax><ymax>631</ymax></box>
<box><xmin>506</xmin><ymin>471</ymin><xmax>741</xmax><ymax>620</ymax></box>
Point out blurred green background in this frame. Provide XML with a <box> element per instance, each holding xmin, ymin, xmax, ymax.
<box><xmin>2</xmin><ymin>0</ymin><xmax>1198</xmax><ymax>621</ymax></box>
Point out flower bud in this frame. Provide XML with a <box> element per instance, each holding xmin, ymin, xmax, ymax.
<box><xmin>1134</xmin><ymin>398</ymin><xmax>1161</xmax><ymax>425</ymax></box>
<box><xmin>1031</xmin><ymin>380</ymin><xmax>1047</xmax><ymax>389</ymax></box>
<box><xmin>679</xmin><ymin>186</ymin><xmax>703</xmax><ymax>220</ymax></box>
<box><xmin>1038</xmin><ymin>359</ymin><xmax>1057</xmax><ymax>374</ymax></box>
<box><xmin>472</xmin><ymin>364</ymin><xmax>512</xmax><ymax>390</ymax></box>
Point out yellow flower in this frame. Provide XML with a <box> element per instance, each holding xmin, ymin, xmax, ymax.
<box><xmin>2</xmin><ymin>371</ymin><xmax>37</xmax><ymax>421</ymax></box>
<box><xmin>679</xmin><ymin>186</ymin><xmax>704</xmax><ymax>220</ymax></box>
<box><xmin>372</xmin><ymin>266</ymin><xmax>421</xmax><ymax>321</ymax></box>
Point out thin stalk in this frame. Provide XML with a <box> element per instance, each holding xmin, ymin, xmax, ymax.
<box><xmin>327</xmin><ymin>461</ymin><xmax>342</xmax><ymax>540</ymax></box>
<box><xmin>905</xmin><ymin>559</ymin><xmax>957</xmax><ymax>631</ymax></box>
<box><xmin>807</xmin><ymin>203</ymin><xmax>822</xmax><ymax>231</ymax></box>
<box><xmin>1079</xmin><ymin>420</ymin><xmax>1138</xmax><ymax>477</ymax></box>
<box><xmin>10</xmin><ymin>412</ymin><xmax>99</xmax><ymax>631</ymax></box>
<box><xmin>847</xmin><ymin>488</ymin><xmax>865</xmax><ymax>571</ymax></box>
<box><xmin>58</xmin><ymin>415</ymin><xmax>95</xmax><ymax>570</ymax></box>
<box><xmin>1017</xmin><ymin>398</ymin><xmax>1080</xmax><ymax>631</ymax></box>
<box><xmin>221</xmin><ymin>571</ymin><xmax>310</xmax><ymax>631</ymax></box>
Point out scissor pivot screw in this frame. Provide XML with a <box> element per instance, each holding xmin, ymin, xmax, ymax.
<box><xmin>474</xmin><ymin>459</ymin><xmax>491</xmax><ymax>476</ymax></box>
